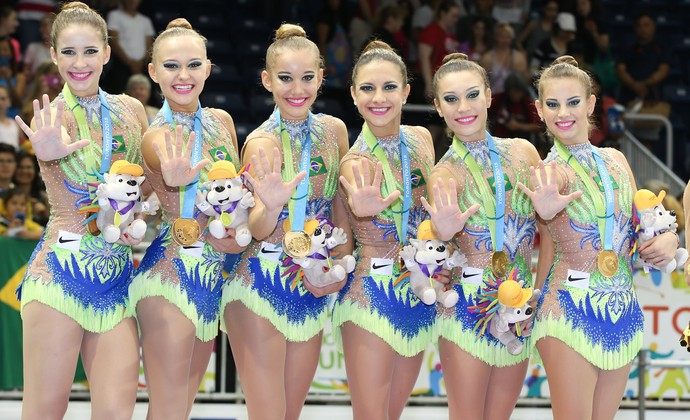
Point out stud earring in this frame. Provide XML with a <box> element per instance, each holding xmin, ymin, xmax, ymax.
<box><xmin>353</xmin><ymin>101</ymin><xmax>357</xmax><ymax>106</ymax></box>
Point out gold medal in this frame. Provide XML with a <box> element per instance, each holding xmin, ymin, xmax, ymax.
<box><xmin>597</xmin><ymin>250</ymin><xmax>618</xmax><ymax>277</ymax></box>
<box><xmin>114</xmin><ymin>212</ymin><xmax>121</xmax><ymax>226</ymax></box>
<box><xmin>220</xmin><ymin>211</ymin><xmax>232</xmax><ymax>227</ymax></box>
<box><xmin>172</xmin><ymin>218</ymin><xmax>201</xmax><ymax>246</ymax></box>
<box><xmin>491</xmin><ymin>251</ymin><xmax>509</xmax><ymax>278</ymax></box>
<box><xmin>283</xmin><ymin>231</ymin><xmax>311</xmax><ymax>259</ymax></box>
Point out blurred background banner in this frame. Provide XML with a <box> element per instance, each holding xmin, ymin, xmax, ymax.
<box><xmin>0</xmin><ymin>237</ymin><xmax>86</xmax><ymax>390</ymax></box>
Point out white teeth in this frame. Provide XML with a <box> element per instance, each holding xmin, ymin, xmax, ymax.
<box><xmin>457</xmin><ymin>116</ymin><xmax>474</xmax><ymax>122</ymax></box>
<box><xmin>175</xmin><ymin>85</ymin><xmax>192</xmax><ymax>90</ymax></box>
<box><xmin>371</xmin><ymin>107</ymin><xmax>388</xmax><ymax>112</ymax></box>
<box><xmin>288</xmin><ymin>98</ymin><xmax>306</xmax><ymax>104</ymax></box>
<box><xmin>72</xmin><ymin>72</ymin><xmax>88</xmax><ymax>78</ymax></box>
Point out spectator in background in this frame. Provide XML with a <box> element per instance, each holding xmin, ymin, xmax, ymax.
<box><xmin>530</xmin><ymin>12</ymin><xmax>576</xmax><ymax>76</ymax></box>
<box><xmin>104</xmin><ymin>0</ymin><xmax>154</xmax><ymax>94</ymax></box>
<box><xmin>125</xmin><ymin>74</ymin><xmax>159</xmax><ymax>123</ymax></box>
<box><xmin>12</xmin><ymin>151</ymin><xmax>49</xmax><ymax>226</ymax></box>
<box><xmin>0</xmin><ymin>6</ymin><xmax>21</xmax><ymax>66</ymax></box>
<box><xmin>0</xmin><ymin>143</ymin><xmax>16</xmax><ymax>199</ymax></box>
<box><xmin>589</xmin><ymin>73</ymin><xmax>624</xmax><ymax>148</ymax></box>
<box><xmin>350</xmin><ymin>0</ymin><xmax>379</xmax><ymax>53</ymax></box>
<box><xmin>489</xmin><ymin>73</ymin><xmax>541</xmax><ymax>141</ymax></box>
<box><xmin>22</xmin><ymin>14</ymin><xmax>54</xmax><ymax>81</ymax></box>
<box><xmin>411</xmin><ymin>0</ymin><xmax>443</xmax><ymax>42</ymax></box>
<box><xmin>573</xmin><ymin>0</ymin><xmax>609</xmax><ymax>66</ymax></box>
<box><xmin>0</xmin><ymin>188</ymin><xmax>44</xmax><ymax>240</ymax></box>
<box><xmin>21</xmin><ymin>61</ymin><xmax>62</xmax><ymax>125</ymax></box>
<box><xmin>616</xmin><ymin>12</ymin><xmax>670</xmax><ymax>106</ymax></box>
<box><xmin>516</xmin><ymin>0</ymin><xmax>558</xmax><ymax>64</ymax></box>
<box><xmin>0</xmin><ymin>86</ymin><xmax>19</xmax><ymax>149</ymax></box>
<box><xmin>457</xmin><ymin>0</ymin><xmax>496</xmax><ymax>42</ymax></box>
<box><xmin>0</xmin><ymin>36</ymin><xmax>26</xmax><ymax>116</ymax></box>
<box><xmin>365</xmin><ymin>4</ymin><xmax>408</xmax><ymax>60</ymax></box>
<box><xmin>316</xmin><ymin>0</ymin><xmax>353</xmax><ymax>91</ymax></box>
<box><xmin>481</xmin><ymin>21</ymin><xmax>529</xmax><ymax>95</ymax></box>
<box><xmin>492</xmin><ymin>0</ymin><xmax>531</xmax><ymax>35</ymax></box>
<box><xmin>419</xmin><ymin>0</ymin><xmax>462</xmax><ymax>98</ymax></box>
<box><xmin>16</xmin><ymin>0</ymin><xmax>55</xmax><ymax>50</ymax></box>
<box><xmin>458</xmin><ymin>16</ymin><xmax>491</xmax><ymax>62</ymax></box>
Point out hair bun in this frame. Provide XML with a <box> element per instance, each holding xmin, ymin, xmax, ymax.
<box><xmin>553</xmin><ymin>55</ymin><xmax>579</xmax><ymax>68</ymax></box>
<box><xmin>61</xmin><ymin>1</ymin><xmax>89</xmax><ymax>11</ymax></box>
<box><xmin>274</xmin><ymin>23</ymin><xmax>307</xmax><ymax>41</ymax></box>
<box><xmin>166</xmin><ymin>18</ymin><xmax>193</xmax><ymax>31</ymax></box>
<box><xmin>441</xmin><ymin>53</ymin><xmax>469</xmax><ymax>66</ymax></box>
<box><xmin>361</xmin><ymin>39</ymin><xmax>393</xmax><ymax>55</ymax></box>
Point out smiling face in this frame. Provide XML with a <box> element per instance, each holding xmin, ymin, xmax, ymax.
<box><xmin>50</xmin><ymin>24</ymin><xmax>110</xmax><ymax>97</ymax></box>
<box><xmin>434</xmin><ymin>70</ymin><xmax>491</xmax><ymax>142</ymax></box>
<box><xmin>4</xmin><ymin>193</ymin><xmax>27</xmax><ymax>219</ymax></box>
<box><xmin>149</xmin><ymin>34</ymin><xmax>210</xmax><ymax>112</ymax></box>
<box><xmin>351</xmin><ymin>60</ymin><xmax>410</xmax><ymax>137</ymax></box>
<box><xmin>262</xmin><ymin>48</ymin><xmax>323</xmax><ymax>121</ymax></box>
<box><xmin>14</xmin><ymin>156</ymin><xmax>36</xmax><ymax>187</ymax></box>
<box><xmin>535</xmin><ymin>76</ymin><xmax>595</xmax><ymax>145</ymax></box>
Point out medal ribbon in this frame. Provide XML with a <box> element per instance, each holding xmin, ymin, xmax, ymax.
<box><xmin>213</xmin><ymin>200</ymin><xmax>240</xmax><ymax>216</ymax></box>
<box><xmin>161</xmin><ymin>99</ymin><xmax>203</xmax><ymax>220</ymax></box>
<box><xmin>361</xmin><ymin>123</ymin><xmax>411</xmax><ymax>244</ymax></box>
<box><xmin>62</xmin><ymin>84</ymin><xmax>113</xmax><ymax>173</ymax></box>
<box><xmin>276</xmin><ymin>108</ymin><xmax>312</xmax><ymax>233</ymax></box>
<box><xmin>451</xmin><ymin>132</ymin><xmax>505</xmax><ymax>252</ymax></box>
<box><xmin>554</xmin><ymin>140</ymin><xmax>615</xmax><ymax>252</ymax></box>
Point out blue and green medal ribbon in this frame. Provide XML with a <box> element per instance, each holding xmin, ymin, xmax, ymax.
<box><xmin>554</xmin><ymin>139</ymin><xmax>617</xmax><ymax>277</ymax></box>
<box><xmin>452</xmin><ymin>132</ymin><xmax>507</xmax><ymax>276</ymax></box>
<box><xmin>361</xmin><ymin>123</ymin><xmax>411</xmax><ymax>244</ymax></box>
<box><xmin>276</xmin><ymin>108</ymin><xmax>312</xmax><ymax>234</ymax></box>
<box><xmin>61</xmin><ymin>84</ymin><xmax>113</xmax><ymax>173</ymax></box>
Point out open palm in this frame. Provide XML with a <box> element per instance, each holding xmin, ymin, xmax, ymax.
<box><xmin>154</xmin><ymin>125</ymin><xmax>210</xmax><ymax>187</ymax></box>
<box><xmin>421</xmin><ymin>177</ymin><xmax>480</xmax><ymax>241</ymax></box>
<box><xmin>243</xmin><ymin>146</ymin><xmax>306</xmax><ymax>212</ymax></box>
<box><xmin>517</xmin><ymin>160</ymin><xmax>583</xmax><ymax>221</ymax></box>
<box><xmin>15</xmin><ymin>94</ymin><xmax>90</xmax><ymax>162</ymax></box>
<box><xmin>339</xmin><ymin>160</ymin><xmax>401</xmax><ymax>218</ymax></box>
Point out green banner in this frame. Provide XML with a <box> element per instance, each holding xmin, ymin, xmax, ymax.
<box><xmin>0</xmin><ymin>237</ymin><xmax>86</xmax><ymax>390</ymax></box>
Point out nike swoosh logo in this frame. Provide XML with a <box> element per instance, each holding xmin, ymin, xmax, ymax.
<box><xmin>568</xmin><ymin>275</ymin><xmax>586</xmax><ymax>282</ymax></box>
<box><xmin>58</xmin><ymin>237</ymin><xmax>78</xmax><ymax>244</ymax></box>
<box><xmin>260</xmin><ymin>247</ymin><xmax>281</xmax><ymax>254</ymax></box>
<box><xmin>372</xmin><ymin>263</ymin><xmax>391</xmax><ymax>270</ymax></box>
<box><xmin>183</xmin><ymin>245</ymin><xmax>202</xmax><ymax>249</ymax></box>
<box><xmin>462</xmin><ymin>272</ymin><xmax>479</xmax><ymax>279</ymax></box>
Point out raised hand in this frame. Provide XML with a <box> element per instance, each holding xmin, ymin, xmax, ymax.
<box><xmin>339</xmin><ymin>160</ymin><xmax>401</xmax><ymax>218</ymax></box>
<box><xmin>421</xmin><ymin>177</ymin><xmax>480</xmax><ymax>241</ymax></box>
<box><xmin>15</xmin><ymin>94</ymin><xmax>90</xmax><ymax>162</ymax></box>
<box><xmin>517</xmin><ymin>160</ymin><xmax>583</xmax><ymax>221</ymax></box>
<box><xmin>242</xmin><ymin>147</ymin><xmax>306</xmax><ymax>212</ymax></box>
<box><xmin>153</xmin><ymin>125</ymin><xmax>210</xmax><ymax>187</ymax></box>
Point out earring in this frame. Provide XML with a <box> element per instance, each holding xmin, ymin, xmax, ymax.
<box><xmin>353</xmin><ymin>100</ymin><xmax>357</xmax><ymax>106</ymax></box>
<box><xmin>403</xmin><ymin>100</ymin><xmax>406</xmax><ymax>104</ymax></box>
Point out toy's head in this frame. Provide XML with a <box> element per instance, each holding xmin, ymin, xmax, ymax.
<box><xmin>497</xmin><ymin>280</ymin><xmax>534</xmax><ymax>323</ymax></box>
<box><xmin>635</xmin><ymin>189</ymin><xmax>678</xmax><ymax>232</ymax></box>
<box><xmin>409</xmin><ymin>220</ymin><xmax>450</xmax><ymax>266</ymax></box>
<box><xmin>205</xmin><ymin>161</ymin><xmax>247</xmax><ymax>207</ymax></box>
<box><xmin>103</xmin><ymin>160</ymin><xmax>145</xmax><ymax>201</ymax></box>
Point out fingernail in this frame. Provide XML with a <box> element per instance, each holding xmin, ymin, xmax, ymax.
<box><xmin>433</xmin><ymin>274</ymin><xmax>438</xmax><ymax>279</ymax></box>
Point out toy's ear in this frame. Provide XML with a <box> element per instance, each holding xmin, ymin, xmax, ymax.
<box><xmin>135</xmin><ymin>176</ymin><xmax>145</xmax><ymax>185</ymax></box>
<box><xmin>204</xmin><ymin>181</ymin><xmax>212</xmax><ymax>190</ymax></box>
<box><xmin>409</xmin><ymin>238</ymin><xmax>421</xmax><ymax>248</ymax></box>
<box><xmin>103</xmin><ymin>173</ymin><xmax>112</xmax><ymax>184</ymax></box>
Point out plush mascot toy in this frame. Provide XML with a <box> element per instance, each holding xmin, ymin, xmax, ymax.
<box><xmin>469</xmin><ymin>269</ymin><xmax>540</xmax><ymax>355</ymax></box>
<box><xmin>633</xmin><ymin>189</ymin><xmax>688</xmax><ymax>273</ymax></box>
<box><xmin>680</xmin><ymin>321</ymin><xmax>690</xmax><ymax>352</ymax></box>
<box><xmin>287</xmin><ymin>219</ymin><xmax>356</xmax><ymax>288</ymax></box>
<box><xmin>94</xmin><ymin>160</ymin><xmax>158</xmax><ymax>243</ymax></box>
<box><xmin>195</xmin><ymin>160</ymin><xmax>254</xmax><ymax>246</ymax></box>
<box><xmin>489</xmin><ymin>279</ymin><xmax>540</xmax><ymax>355</ymax></box>
<box><xmin>399</xmin><ymin>220</ymin><xmax>466</xmax><ymax>307</ymax></box>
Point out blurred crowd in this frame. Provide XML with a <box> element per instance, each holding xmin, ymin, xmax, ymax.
<box><xmin>0</xmin><ymin>0</ymin><xmax>683</xmax><ymax>234</ymax></box>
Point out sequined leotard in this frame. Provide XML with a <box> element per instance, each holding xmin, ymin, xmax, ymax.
<box><xmin>331</xmin><ymin>126</ymin><xmax>435</xmax><ymax>357</ymax></box>
<box><xmin>18</xmin><ymin>92</ymin><xmax>144</xmax><ymax>333</ymax></box>
<box><xmin>434</xmin><ymin>137</ymin><xmax>538</xmax><ymax>366</ymax></box>
<box><xmin>129</xmin><ymin>108</ymin><xmax>239</xmax><ymax>341</ymax></box>
<box><xmin>531</xmin><ymin>143</ymin><xmax>642</xmax><ymax>369</ymax></box>
<box><xmin>220</xmin><ymin>112</ymin><xmax>342</xmax><ymax>341</ymax></box>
